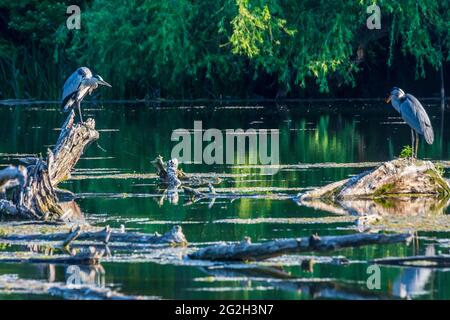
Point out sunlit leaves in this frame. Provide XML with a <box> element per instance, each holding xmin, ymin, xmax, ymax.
<box><xmin>0</xmin><ymin>0</ymin><xmax>449</xmax><ymax>98</ymax></box>
<box><xmin>230</xmin><ymin>0</ymin><xmax>295</xmax><ymax>58</ymax></box>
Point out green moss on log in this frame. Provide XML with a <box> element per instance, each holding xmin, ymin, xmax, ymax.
<box><xmin>373</xmin><ymin>183</ymin><xmax>396</xmax><ymax>197</ymax></box>
<box><xmin>425</xmin><ymin>169</ymin><xmax>450</xmax><ymax>198</ymax></box>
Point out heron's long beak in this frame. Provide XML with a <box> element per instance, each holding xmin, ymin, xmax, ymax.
<box><xmin>385</xmin><ymin>94</ymin><xmax>392</xmax><ymax>103</ymax></box>
<box><xmin>99</xmin><ymin>80</ymin><xmax>112</xmax><ymax>87</ymax></box>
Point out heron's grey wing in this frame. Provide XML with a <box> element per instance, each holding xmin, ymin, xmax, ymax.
<box><xmin>400</xmin><ymin>94</ymin><xmax>434</xmax><ymax>144</ymax></box>
<box><xmin>61</xmin><ymin>71</ymin><xmax>83</xmax><ymax>107</ymax></box>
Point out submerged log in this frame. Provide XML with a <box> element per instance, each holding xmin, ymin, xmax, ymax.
<box><xmin>298</xmin><ymin>158</ymin><xmax>450</xmax><ymax>201</ymax></box>
<box><xmin>0</xmin><ymin>274</ymin><xmax>150</xmax><ymax>300</ymax></box>
<box><xmin>0</xmin><ymin>246</ymin><xmax>104</xmax><ymax>265</ymax></box>
<box><xmin>201</xmin><ymin>266</ymin><xmax>397</xmax><ymax>300</ymax></box>
<box><xmin>0</xmin><ymin>111</ymin><xmax>99</xmax><ymax>221</ymax></box>
<box><xmin>188</xmin><ymin>232</ymin><xmax>412</xmax><ymax>261</ymax></box>
<box><xmin>373</xmin><ymin>254</ymin><xmax>450</xmax><ymax>268</ymax></box>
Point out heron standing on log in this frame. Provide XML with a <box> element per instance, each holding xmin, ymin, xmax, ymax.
<box><xmin>61</xmin><ymin>67</ymin><xmax>112</xmax><ymax>123</ymax></box>
<box><xmin>386</xmin><ymin>87</ymin><xmax>434</xmax><ymax>158</ymax></box>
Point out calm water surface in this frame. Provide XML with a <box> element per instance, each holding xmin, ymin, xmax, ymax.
<box><xmin>0</xmin><ymin>101</ymin><xmax>449</xmax><ymax>299</ymax></box>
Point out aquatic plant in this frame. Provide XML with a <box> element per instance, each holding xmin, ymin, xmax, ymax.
<box><xmin>399</xmin><ymin>145</ymin><xmax>413</xmax><ymax>158</ymax></box>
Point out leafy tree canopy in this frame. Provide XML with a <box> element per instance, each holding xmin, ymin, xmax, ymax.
<box><xmin>0</xmin><ymin>0</ymin><xmax>448</xmax><ymax>99</ymax></box>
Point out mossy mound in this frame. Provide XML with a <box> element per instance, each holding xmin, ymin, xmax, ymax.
<box><xmin>299</xmin><ymin>158</ymin><xmax>450</xmax><ymax>201</ymax></box>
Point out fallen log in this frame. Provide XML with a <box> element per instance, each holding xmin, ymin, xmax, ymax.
<box><xmin>0</xmin><ymin>225</ymin><xmax>188</xmax><ymax>246</ymax></box>
<box><xmin>373</xmin><ymin>254</ymin><xmax>450</xmax><ymax>268</ymax></box>
<box><xmin>188</xmin><ymin>232</ymin><xmax>412</xmax><ymax>261</ymax></box>
<box><xmin>63</xmin><ymin>225</ymin><xmax>82</xmax><ymax>248</ymax></box>
<box><xmin>0</xmin><ymin>246</ymin><xmax>104</xmax><ymax>265</ymax></box>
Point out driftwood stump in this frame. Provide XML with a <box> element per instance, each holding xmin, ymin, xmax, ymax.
<box><xmin>151</xmin><ymin>156</ymin><xmax>221</xmax><ymax>187</ymax></box>
<box><xmin>299</xmin><ymin>158</ymin><xmax>450</xmax><ymax>201</ymax></box>
<box><xmin>0</xmin><ymin>111</ymin><xmax>99</xmax><ymax>221</ymax></box>
<box><xmin>297</xmin><ymin>158</ymin><xmax>450</xmax><ymax>220</ymax></box>
<box><xmin>49</xmin><ymin>112</ymin><xmax>99</xmax><ymax>185</ymax></box>
<box><xmin>151</xmin><ymin>156</ymin><xmax>222</xmax><ymax>205</ymax></box>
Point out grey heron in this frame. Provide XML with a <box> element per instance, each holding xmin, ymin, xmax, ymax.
<box><xmin>0</xmin><ymin>165</ymin><xmax>27</xmax><ymax>203</ymax></box>
<box><xmin>386</xmin><ymin>87</ymin><xmax>434</xmax><ymax>158</ymax></box>
<box><xmin>61</xmin><ymin>67</ymin><xmax>112</xmax><ymax>123</ymax></box>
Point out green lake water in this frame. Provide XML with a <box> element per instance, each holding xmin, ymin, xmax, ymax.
<box><xmin>0</xmin><ymin>101</ymin><xmax>450</xmax><ymax>299</ymax></box>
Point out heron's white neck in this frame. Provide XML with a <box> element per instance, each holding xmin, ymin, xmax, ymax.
<box><xmin>390</xmin><ymin>95</ymin><xmax>403</xmax><ymax>113</ymax></box>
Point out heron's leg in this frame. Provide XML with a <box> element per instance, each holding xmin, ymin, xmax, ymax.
<box><xmin>411</xmin><ymin>129</ymin><xmax>415</xmax><ymax>158</ymax></box>
<box><xmin>415</xmin><ymin>131</ymin><xmax>420</xmax><ymax>159</ymax></box>
<box><xmin>77</xmin><ymin>101</ymin><xmax>84</xmax><ymax>123</ymax></box>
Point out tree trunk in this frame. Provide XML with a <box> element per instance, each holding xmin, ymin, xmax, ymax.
<box><xmin>0</xmin><ymin>111</ymin><xmax>99</xmax><ymax>221</ymax></box>
<box><xmin>49</xmin><ymin>112</ymin><xmax>99</xmax><ymax>186</ymax></box>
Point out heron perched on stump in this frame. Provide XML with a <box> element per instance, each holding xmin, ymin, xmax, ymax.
<box><xmin>386</xmin><ymin>87</ymin><xmax>434</xmax><ymax>158</ymax></box>
<box><xmin>61</xmin><ymin>67</ymin><xmax>112</xmax><ymax>123</ymax></box>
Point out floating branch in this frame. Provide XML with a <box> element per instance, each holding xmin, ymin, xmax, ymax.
<box><xmin>0</xmin><ymin>225</ymin><xmax>188</xmax><ymax>247</ymax></box>
<box><xmin>189</xmin><ymin>233</ymin><xmax>412</xmax><ymax>261</ymax></box>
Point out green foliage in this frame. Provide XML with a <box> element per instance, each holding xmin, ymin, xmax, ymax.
<box><xmin>399</xmin><ymin>145</ymin><xmax>413</xmax><ymax>158</ymax></box>
<box><xmin>435</xmin><ymin>163</ymin><xmax>445</xmax><ymax>177</ymax></box>
<box><xmin>229</xmin><ymin>0</ymin><xmax>296</xmax><ymax>58</ymax></box>
<box><xmin>0</xmin><ymin>0</ymin><xmax>75</xmax><ymax>98</ymax></box>
<box><xmin>378</xmin><ymin>0</ymin><xmax>450</xmax><ymax>77</ymax></box>
<box><xmin>0</xmin><ymin>0</ymin><xmax>449</xmax><ymax>99</ymax></box>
